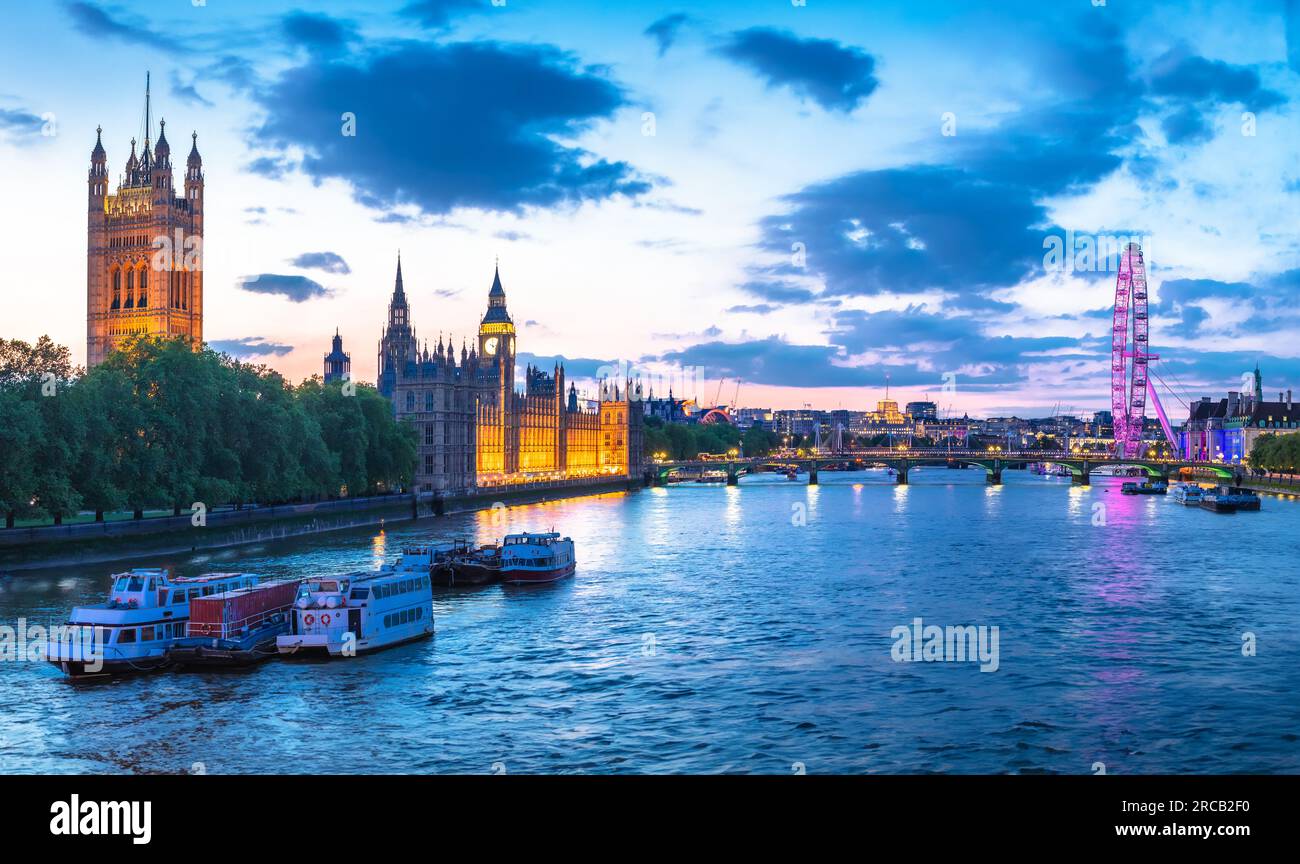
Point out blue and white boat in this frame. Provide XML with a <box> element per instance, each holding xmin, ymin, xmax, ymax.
<box><xmin>46</xmin><ymin>570</ymin><xmax>262</xmax><ymax>678</ymax></box>
<box><xmin>1169</xmin><ymin>482</ymin><xmax>1205</xmax><ymax>505</ymax></box>
<box><xmin>275</xmin><ymin>568</ymin><xmax>434</xmax><ymax>658</ymax></box>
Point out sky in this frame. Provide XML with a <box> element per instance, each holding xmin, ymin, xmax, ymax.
<box><xmin>0</xmin><ymin>0</ymin><xmax>1297</xmax><ymax>418</ymax></box>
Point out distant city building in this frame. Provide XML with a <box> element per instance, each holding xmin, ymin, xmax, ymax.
<box><xmin>731</xmin><ymin>407</ymin><xmax>773</xmax><ymax>429</ymax></box>
<box><xmin>323</xmin><ymin>329</ymin><xmax>350</xmax><ymax>383</ymax></box>
<box><xmin>1179</xmin><ymin>367</ymin><xmax>1297</xmax><ymax>463</ymax></box>
<box><xmin>642</xmin><ymin>389</ymin><xmax>690</xmax><ymax>424</ymax></box>
<box><xmin>905</xmin><ymin>401</ymin><xmax>938</xmax><ymax>421</ymax></box>
<box><xmin>87</xmin><ymin>77</ymin><xmax>203</xmax><ymax>366</ymax></box>
<box><xmin>376</xmin><ymin>258</ymin><xmax>644</xmax><ymax>494</ymax></box>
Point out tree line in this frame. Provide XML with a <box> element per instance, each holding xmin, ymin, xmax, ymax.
<box><xmin>1247</xmin><ymin>433</ymin><xmax>1300</xmax><ymax>475</ymax></box>
<box><xmin>643</xmin><ymin>416</ymin><xmax>784</xmax><ymax>460</ymax></box>
<box><xmin>0</xmin><ymin>335</ymin><xmax>417</xmax><ymax>527</ymax></box>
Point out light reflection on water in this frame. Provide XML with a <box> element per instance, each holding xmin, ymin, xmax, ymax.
<box><xmin>1</xmin><ymin>470</ymin><xmax>1298</xmax><ymax>775</ymax></box>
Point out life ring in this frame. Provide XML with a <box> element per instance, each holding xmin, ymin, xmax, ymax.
<box><xmin>321</xmin><ymin>613</ymin><xmax>331</xmax><ymax>626</ymax></box>
<box><xmin>304</xmin><ymin>614</ymin><xmax>315</xmax><ymax>626</ymax></box>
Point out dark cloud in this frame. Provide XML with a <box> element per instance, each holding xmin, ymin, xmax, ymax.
<box><xmin>737</xmin><ymin>280</ymin><xmax>816</xmax><ymax>304</ymax></box>
<box><xmin>645</xmin><ymin>13</ymin><xmax>689</xmax><ymax>57</ymax></box>
<box><xmin>659</xmin><ymin>306</ymin><xmax>1093</xmax><ymax>392</ymax></box>
<box><xmin>717</xmin><ymin>28</ymin><xmax>878</xmax><ymax>112</ymax></box>
<box><xmin>515</xmin><ymin>353</ymin><xmax>617</xmax><ymax>380</ymax></box>
<box><xmin>1149</xmin><ymin>49</ymin><xmax>1285</xmax><ymax>109</ymax></box>
<box><xmin>211</xmin><ymin>337</ymin><xmax>295</xmax><ymax>358</ymax></box>
<box><xmin>64</xmin><ymin>1</ymin><xmax>182</xmax><ymax>53</ymax></box>
<box><xmin>1147</xmin><ymin>47</ymin><xmax>1286</xmax><ymax>145</ymax></box>
<box><xmin>1161</xmin><ymin>104</ymin><xmax>1212</xmax><ymax>145</ymax></box>
<box><xmin>1289</xmin><ymin>0</ymin><xmax>1300</xmax><ymax>74</ymax></box>
<box><xmin>741</xmin><ymin>14</ymin><xmax>1142</xmax><ymax>313</ymax></box>
<box><xmin>757</xmin><ymin>166</ymin><xmax>1051</xmax><ymax>300</ymax></box>
<box><xmin>252</xmin><ymin>41</ymin><xmax>650</xmax><ymax>216</ymax></box>
<box><xmin>236</xmin><ymin>274</ymin><xmax>330</xmax><ymax>303</ymax></box>
<box><xmin>209</xmin><ymin>337</ymin><xmax>295</xmax><ymax>359</ymax></box>
<box><xmin>399</xmin><ymin>0</ymin><xmax>485</xmax><ymax>30</ymax></box>
<box><xmin>290</xmin><ymin>251</ymin><xmax>351</xmax><ymax>275</ymax></box>
<box><xmin>169</xmin><ymin>71</ymin><xmax>213</xmax><ymax>107</ymax></box>
<box><xmin>0</xmin><ymin>106</ymin><xmax>45</xmax><ymax>143</ymax></box>
<box><xmin>245</xmin><ymin>155</ymin><xmax>296</xmax><ymax>179</ymax></box>
<box><xmin>282</xmin><ymin>11</ymin><xmax>358</xmax><ymax>55</ymax></box>
<box><xmin>202</xmin><ymin>55</ymin><xmax>260</xmax><ymax>94</ymax></box>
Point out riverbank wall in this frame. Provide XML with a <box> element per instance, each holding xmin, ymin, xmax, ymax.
<box><xmin>0</xmin><ymin>476</ymin><xmax>643</xmax><ymax>573</ymax></box>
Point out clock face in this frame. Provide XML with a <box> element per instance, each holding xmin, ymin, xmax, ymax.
<box><xmin>484</xmin><ymin>337</ymin><xmax>498</xmax><ymax>356</ymax></box>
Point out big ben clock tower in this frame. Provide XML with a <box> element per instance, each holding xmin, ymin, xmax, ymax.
<box><xmin>478</xmin><ymin>263</ymin><xmax>516</xmax><ymax>391</ymax></box>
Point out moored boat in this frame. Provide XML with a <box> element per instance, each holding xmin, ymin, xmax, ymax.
<box><xmin>1200</xmin><ymin>486</ymin><xmax>1262</xmax><ymax>513</ymax></box>
<box><xmin>384</xmin><ymin>542</ymin><xmax>458</xmax><ymax>585</ymax></box>
<box><xmin>46</xmin><ymin>570</ymin><xmax>262</xmax><ymax>678</ymax></box>
<box><xmin>275</xmin><ymin>569</ymin><xmax>434</xmax><ymax>658</ymax></box>
<box><xmin>499</xmin><ymin>532</ymin><xmax>576</xmax><ymax>585</ymax></box>
<box><xmin>168</xmin><ymin>579</ymin><xmax>300</xmax><ymax>668</ymax></box>
<box><xmin>449</xmin><ymin>543</ymin><xmax>502</xmax><ymax>585</ymax></box>
<box><xmin>1169</xmin><ymin>482</ymin><xmax>1205</xmax><ymax>505</ymax></box>
<box><xmin>1121</xmin><ymin>480</ymin><xmax>1168</xmax><ymax>495</ymax></box>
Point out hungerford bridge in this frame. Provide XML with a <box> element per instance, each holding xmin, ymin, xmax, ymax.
<box><xmin>645</xmin><ymin>449</ymin><xmax>1241</xmax><ymax>487</ymax></box>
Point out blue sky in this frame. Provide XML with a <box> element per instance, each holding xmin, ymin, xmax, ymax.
<box><xmin>0</xmin><ymin>0</ymin><xmax>1297</xmax><ymax>417</ymax></box>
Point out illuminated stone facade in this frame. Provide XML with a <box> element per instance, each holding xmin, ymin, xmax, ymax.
<box><xmin>376</xmin><ymin>258</ymin><xmax>644</xmax><ymax>495</ymax></box>
<box><xmin>87</xmin><ymin>81</ymin><xmax>203</xmax><ymax>367</ymax></box>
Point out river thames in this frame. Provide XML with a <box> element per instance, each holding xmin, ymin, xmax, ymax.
<box><xmin>2</xmin><ymin>469</ymin><xmax>1298</xmax><ymax>774</ymax></box>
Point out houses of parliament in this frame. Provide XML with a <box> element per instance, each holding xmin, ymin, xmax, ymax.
<box><xmin>366</xmin><ymin>257</ymin><xmax>644</xmax><ymax>495</ymax></box>
<box><xmin>84</xmin><ymin>81</ymin><xmax>641</xmax><ymax>496</ymax></box>
<box><xmin>86</xmin><ymin>77</ymin><xmax>203</xmax><ymax>367</ymax></box>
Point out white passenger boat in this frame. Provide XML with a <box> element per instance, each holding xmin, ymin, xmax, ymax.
<box><xmin>1169</xmin><ymin>483</ymin><xmax>1205</xmax><ymax>505</ymax></box>
<box><xmin>275</xmin><ymin>569</ymin><xmax>434</xmax><ymax>657</ymax></box>
<box><xmin>499</xmin><ymin>532</ymin><xmax>576</xmax><ymax>585</ymax></box>
<box><xmin>46</xmin><ymin>569</ymin><xmax>263</xmax><ymax>678</ymax></box>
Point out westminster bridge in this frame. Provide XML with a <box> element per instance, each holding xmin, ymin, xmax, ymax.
<box><xmin>645</xmin><ymin>449</ymin><xmax>1242</xmax><ymax>487</ymax></box>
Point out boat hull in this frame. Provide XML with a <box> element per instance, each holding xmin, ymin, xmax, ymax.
<box><xmin>442</xmin><ymin>561</ymin><xmax>499</xmax><ymax>586</ymax></box>
<box><xmin>169</xmin><ymin>624</ymin><xmax>288</xmax><ymax>668</ymax></box>
<box><xmin>276</xmin><ymin>626</ymin><xmax>434</xmax><ymax>657</ymax></box>
<box><xmin>49</xmin><ymin>655</ymin><xmax>170</xmax><ymax>679</ymax></box>
<box><xmin>501</xmin><ymin>562</ymin><xmax>576</xmax><ymax>585</ymax></box>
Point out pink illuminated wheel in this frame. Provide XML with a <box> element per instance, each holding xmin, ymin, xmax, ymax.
<box><xmin>1110</xmin><ymin>243</ymin><xmax>1153</xmax><ymax>459</ymax></box>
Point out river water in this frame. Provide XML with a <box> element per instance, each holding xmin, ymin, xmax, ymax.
<box><xmin>2</xmin><ymin>468</ymin><xmax>1298</xmax><ymax>774</ymax></box>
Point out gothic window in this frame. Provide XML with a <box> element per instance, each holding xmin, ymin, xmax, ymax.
<box><xmin>125</xmin><ymin>269</ymin><xmax>135</xmax><ymax>308</ymax></box>
<box><xmin>425</xmin><ymin>424</ymin><xmax>434</xmax><ymax>445</ymax></box>
<box><xmin>111</xmin><ymin>269</ymin><xmax>121</xmax><ymax>309</ymax></box>
<box><xmin>406</xmin><ymin>391</ymin><xmax>415</xmax><ymax>412</ymax></box>
<box><xmin>424</xmin><ymin>391</ymin><xmax>434</xmax><ymax>412</ymax></box>
<box><xmin>138</xmin><ymin>268</ymin><xmax>148</xmax><ymax>307</ymax></box>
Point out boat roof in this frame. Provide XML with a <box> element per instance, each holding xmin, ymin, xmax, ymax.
<box><xmin>504</xmin><ymin>532</ymin><xmax>562</xmax><ymax>541</ymax></box>
<box><xmin>173</xmin><ymin>572</ymin><xmax>259</xmax><ymax>583</ymax></box>
<box><xmin>304</xmin><ymin>570</ymin><xmax>412</xmax><ymax>587</ymax></box>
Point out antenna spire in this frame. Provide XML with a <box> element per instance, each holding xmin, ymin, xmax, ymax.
<box><xmin>143</xmin><ymin>71</ymin><xmax>152</xmax><ymax>149</ymax></box>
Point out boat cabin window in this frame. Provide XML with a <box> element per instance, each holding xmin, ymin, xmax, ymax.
<box><xmin>141</xmin><ymin>626</ymin><xmax>155</xmax><ymax>642</ymax></box>
<box><xmin>203</xmin><ymin>586</ymin><xmax>215</xmax><ymax>596</ymax></box>
<box><xmin>350</xmin><ymin>588</ymin><xmax>370</xmax><ymax>600</ymax></box>
<box><xmin>147</xmin><ymin>578</ymin><xmax>156</xmax><ymax>591</ymax></box>
<box><xmin>114</xmin><ymin>576</ymin><xmax>130</xmax><ymax>591</ymax></box>
<box><xmin>126</xmin><ymin>575</ymin><xmax>144</xmax><ymax>592</ymax></box>
<box><xmin>118</xmin><ymin>628</ymin><xmax>137</xmax><ymax>644</ymax></box>
<box><xmin>171</xmin><ymin>591</ymin><xmax>185</xmax><ymax>604</ymax></box>
<box><xmin>307</xmin><ymin>581</ymin><xmax>339</xmax><ymax>593</ymax></box>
